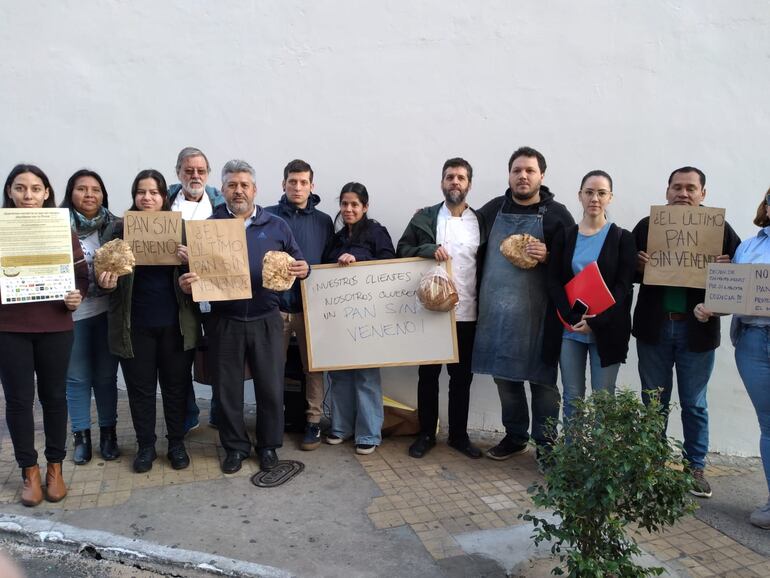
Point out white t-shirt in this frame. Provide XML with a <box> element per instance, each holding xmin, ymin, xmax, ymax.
<box><xmin>171</xmin><ymin>191</ymin><xmax>213</xmax><ymax>220</ymax></box>
<box><xmin>73</xmin><ymin>231</ymin><xmax>109</xmax><ymax>322</ymax></box>
<box><xmin>436</xmin><ymin>203</ymin><xmax>480</xmax><ymax>322</ymax></box>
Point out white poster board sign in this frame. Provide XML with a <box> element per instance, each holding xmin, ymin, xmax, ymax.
<box><xmin>0</xmin><ymin>208</ymin><xmax>75</xmax><ymax>304</ymax></box>
<box><xmin>705</xmin><ymin>262</ymin><xmax>770</xmax><ymax>316</ymax></box>
<box><xmin>301</xmin><ymin>257</ymin><xmax>458</xmax><ymax>371</ymax></box>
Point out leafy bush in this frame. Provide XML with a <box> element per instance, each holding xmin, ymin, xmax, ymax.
<box><xmin>522</xmin><ymin>390</ymin><xmax>695</xmax><ymax>577</ymax></box>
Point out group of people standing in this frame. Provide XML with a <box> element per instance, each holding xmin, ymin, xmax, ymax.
<box><xmin>0</xmin><ymin>146</ymin><xmax>768</xmax><ymax>531</ymax></box>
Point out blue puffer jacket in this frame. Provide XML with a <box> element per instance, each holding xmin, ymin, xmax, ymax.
<box><xmin>209</xmin><ymin>204</ymin><xmax>306</xmax><ymax>321</ymax></box>
<box><xmin>168</xmin><ymin>184</ymin><xmax>226</xmax><ymax>208</ymax></box>
<box><xmin>264</xmin><ymin>194</ymin><xmax>334</xmax><ymax>313</ymax></box>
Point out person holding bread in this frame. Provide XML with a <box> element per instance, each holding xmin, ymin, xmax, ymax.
<box><xmin>397</xmin><ymin>158</ymin><xmax>488</xmax><ymax>459</ymax></box>
<box><xmin>473</xmin><ymin>147</ymin><xmax>574</xmax><ymax>462</ymax></box>
<box><xmin>178</xmin><ymin>160</ymin><xmax>308</xmax><ymax>474</ymax></box>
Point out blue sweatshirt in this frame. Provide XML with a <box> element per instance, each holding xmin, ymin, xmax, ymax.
<box><xmin>209</xmin><ymin>204</ymin><xmax>306</xmax><ymax>320</ymax></box>
<box><xmin>264</xmin><ymin>193</ymin><xmax>334</xmax><ymax>313</ymax></box>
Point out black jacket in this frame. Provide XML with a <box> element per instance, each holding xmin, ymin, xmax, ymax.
<box><xmin>632</xmin><ymin>215</ymin><xmax>741</xmax><ymax>352</ymax></box>
<box><xmin>544</xmin><ymin>223</ymin><xmax>637</xmax><ymax>367</ymax></box>
<box><xmin>323</xmin><ymin>220</ymin><xmax>396</xmax><ymax>263</ymax></box>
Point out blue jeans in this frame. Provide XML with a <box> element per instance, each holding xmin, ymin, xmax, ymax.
<box><xmin>734</xmin><ymin>325</ymin><xmax>770</xmax><ymax>493</ymax></box>
<box><xmin>494</xmin><ymin>378</ymin><xmax>560</xmax><ymax>447</ymax></box>
<box><xmin>66</xmin><ymin>313</ymin><xmax>119</xmax><ymax>432</ymax></box>
<box><xmin>328</xmin><ymin>368</ymin><xmax>383</xmax><ymax>445</ymax></box>
<box><xmin>559</xmin><ymin>338</ymin><xmax>619</xmax><ymax>425</ymax></box>
<box><xmin>637</xmin><ymin>320</ymin><xmax>714</xmax><ymax>470</ymax></box>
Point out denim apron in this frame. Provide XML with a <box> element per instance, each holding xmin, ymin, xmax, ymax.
<box><xmin>472</xmin><ymin>205</ymin><xmax>557</xmax><ymax>385</ymax></box>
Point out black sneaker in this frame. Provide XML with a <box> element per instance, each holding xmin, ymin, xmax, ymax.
<box><xmin>301</xmin><ymin>423</ymin><xmax>322</xmax><ymax>451</ymax></box>
<box><xmin>133</xmin><ymin>446</ymin><xmax>157</xmax><ymax>473</ymax></box>
<box><xmin>689</xmin><ymin>467</ymin><xmax>713</xmax><ymax>498</ymax></box>
<box><xmin>486</xmin><ymin>436</ymin><xmax>528</xmax><ymax>460</ymax></box>
<box><xmin>408</xmin><ymin>434</ymin><xmax>436</xmax><ymax>458</ymax></box>
<box><xmin>355</xmin><ymin>444</ymin><xmax>376</xmax><ymax>455</ymax></box>
<box><xmin>167</xmin><ymin>444</ymin><xmax>190</xmax><ymax>470</ymax></box>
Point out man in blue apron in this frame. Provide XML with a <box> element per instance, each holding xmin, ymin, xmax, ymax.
<box><xmin>473</xmin><ymin>147</ymin><xmax>575</xmax><ymax>460</ymax></box>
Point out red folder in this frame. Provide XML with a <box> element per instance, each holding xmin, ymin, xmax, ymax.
<box><xmin>558</xmin><ymin>261</ymin><xmax>616</xmax><ymax>329</ymax></box>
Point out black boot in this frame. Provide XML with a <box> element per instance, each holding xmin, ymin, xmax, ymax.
<box><xmin>72</xmin><ymin>430</ymin><xmax>92</xmax><ymax>465</ymax></box>
<box><xmin>99</xmin><ymin>426</ymin><xmax>120</xmax><ymax>461</ymax></box>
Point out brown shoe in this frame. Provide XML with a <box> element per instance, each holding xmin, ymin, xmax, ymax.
<box><xmin>21</xmin><ymin>465</ymin><xmax>43</xmax><ymax>507</ymax></box>
<box><xmin>45</xmin><ymin>462</ymin><xmax>67</xmax><ymax>502</ymax></box>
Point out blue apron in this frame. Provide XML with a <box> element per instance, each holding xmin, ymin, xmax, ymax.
<box><xmin>472</xmin><ymin>206</ymin><xmax>557</xmax><ymax>385</ymax></box>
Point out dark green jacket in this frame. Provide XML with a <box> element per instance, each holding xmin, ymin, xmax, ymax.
<box><xmin>396</xmin><ymin>202</ymin><xmax>488</xmax><ymax>282</ymax></box>
<box><xmin>106</xmin><ymin>222</ymin><xmax>201</xmax><ymax>358</ymax></box>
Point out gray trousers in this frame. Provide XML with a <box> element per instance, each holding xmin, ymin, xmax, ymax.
<box><xmin>209</xmin><ymin>312</ymin><xmax>286</xmax><ymax>454</ymax></box>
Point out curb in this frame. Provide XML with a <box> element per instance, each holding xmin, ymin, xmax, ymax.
<box><xmin>0</xmin><ymin>512</ymin><xmax>292</xmax><ymax>578</ymax></box>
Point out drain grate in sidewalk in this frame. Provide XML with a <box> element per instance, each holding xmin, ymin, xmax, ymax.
<box><xmin>251</xmin><ymin>460</ymin><xmax>305</xmax><ymax>488</ymax></box>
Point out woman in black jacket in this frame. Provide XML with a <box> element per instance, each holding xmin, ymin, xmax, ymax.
<box><xmin>545</xmin><ymin>170</ymin><xmax>636</xmax><ymax>425</ymax></box>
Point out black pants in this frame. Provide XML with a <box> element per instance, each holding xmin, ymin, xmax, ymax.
<box><xmin>417</xmin><ymin>321</ymin><xmax>476</xmax><ymax>442</ymax></box>
<box><xmin>0</xmin><ymin>331</ymin><xmax>73</xmax><ymax>467</ymax></box>
<box><xmin>120</xmin><ymin>325</ymin><xmax>193</xmax><ymax>448</ymax></box>
<box><xmin>209</xmin><ymin>313</ymin><xmax>285</xmax><ymax>454</ymax></box>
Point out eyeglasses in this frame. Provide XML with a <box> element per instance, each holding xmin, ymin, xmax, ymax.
<box><xmin>581</xmin><ymin>189</ymin><xmax>611</xmax><ymax>199</ymax></box>
<box><xmin>183</xmin><ymin>168</ymin><xmax>208</xmax><ymax>176</ymax></box>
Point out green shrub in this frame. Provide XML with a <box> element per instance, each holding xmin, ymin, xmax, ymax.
<box><xmin>522</xmin><ymin>389</ymin><xmax>695</xmax><ymax>577</ymax></box>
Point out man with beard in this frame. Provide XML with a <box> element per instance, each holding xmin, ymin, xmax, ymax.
<box><xmin>179</xmin><ymin>160</ymin><xmax>309</xmax><ymax>473</ymax></box>
<box><xmin>474</xmin><ymin>147</ymin><xmax>574</xmax><ymax>462</ymax></box>
<box><xmin>168</xmin><ymin>147</ymin><xmax>226</xmax><ymax>432</ymax></box>
<box><xmin>397</xmin><ymin>158</ymin><xmax>488</xmax><ymax>459</ymax></box>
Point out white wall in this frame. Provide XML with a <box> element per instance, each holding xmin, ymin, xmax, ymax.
<box><xmin>1</xmin><ymin>0</ymin><xmax>768</xmax><ymax>455</ymax></box>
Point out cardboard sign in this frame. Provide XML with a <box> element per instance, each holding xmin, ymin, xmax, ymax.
<box><xmin>705</xmin><ymin>263</ymin><xmax>770</xmax><ymax>316</ymax></box>
<box><xmin>124</xmin><ymin>211</ymin><xmax>182</xmax><ymax>265</ymax></box>
<box><xmin>185</xmin><ymin>219</ymin><xmax>252</xmax><ymax>302</ymax></box>
<box><xmin>301</xmin><ymin>257</ymin><xmax>458</xmax><ymax>371</ymax></box>
<box><xmin>643</xmin><ymin>205</ymin><xmax>726</xmax><ymax>289</ymax></box>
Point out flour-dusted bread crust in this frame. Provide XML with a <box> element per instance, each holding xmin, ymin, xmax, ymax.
<box><xmin>262</xmin><ymin>250</ymin><xmax>296</xmax><ymax>291</ymax></box>
<box><xmin>499</xmin><ymin>233</ymin><xmax>539</xmax><ymax>269</ymax></box>
<box><xmin>418</xmin><ymin>271</ymin><xmax>459</xmax><ymax>312</ymax></box>
<box><xmin>94</xmin><ymin>238</ymin><xmax>135</xmax><ymax>278</ymax></box>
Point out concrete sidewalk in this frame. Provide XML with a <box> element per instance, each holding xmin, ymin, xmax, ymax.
<box><xmin>0</xmin><ymin>391</ymin><xmax>768</xmax><ymax>577</ymax></box>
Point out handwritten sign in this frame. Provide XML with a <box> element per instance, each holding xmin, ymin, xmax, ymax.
<box><xmin>644</xmin><ymin>205</ymin><xmax>725</xmax><ymax>289</ymax></box>
<box><xmin>301</xmin><ymin>258</ymin><xmax>458</xmax><ymax>371</ymax></box>
<box><xmin>705</xmin><ymin>263</ymin><xmax>770</xmax><ymax>316</ymax></box>
<box><xmin>124</xmin><ymin>211</ymin><xmax>182</xmax><ymax>266</ymax></box>
<box><xmin>185</xmin><ymin>219</ymin><xmax>252</xmax><ymax>302</ymax></box>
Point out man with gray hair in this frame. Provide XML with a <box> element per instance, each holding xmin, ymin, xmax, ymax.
<box><xmin>179</xmin><ymin>160</ymin><xmax>308</xmax><ymax>473</ymax></box>
<box><xmin>168</xmin><ymin>147</ymin><xmax>225</xmax><ymax>433</ymax></box>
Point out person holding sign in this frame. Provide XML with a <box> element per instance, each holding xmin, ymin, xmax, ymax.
<box><xmin>473</xmin><ymin>147</ymin><xmax>575</xmax><ymax>462</ymax></box>
<box><xmin>178</xmin><ymin>160</ymin><xmax>308</xmax><ymax>474</ymax></box>
<box><xmin>265</xmin><ymin>159</ymin><xmax>334</xmax><ymax>451</ymax></box>
<box><xmin>60</xmin><ymin>169</ymin><xmax>122</xmax><ymax>465</ymax></box>
<box><xmin>323</xmin><ymin>182</ymin><xmax>396</xmax><ymax>455</ymax></box>
<box><xmin>101</xmin><ymin>170</ymin><xmax>201</xmax><ymax>474</ymax></box>
<box><xmin>545</xmin><ymin>170</ymin><xmax>636</xmax><ymax>426</ymax></box>
<box><xmin>633</xmin><ymin>166</ymin><xmax>740</xmax><ymax>498</ymax></box>
<box><xmin>696</xmin><ymin>189</ymin><xmax>770</xmax><ymax>527</ymax></box>
<box><xmin>0</xmin><ymin>164</ymin><xmax>89</xmax><ymax>506</ymax></box>
<box><xmin>397</xmin><ymin>158</ymin><xmax>487</xmax><ymax>460</ymax></box>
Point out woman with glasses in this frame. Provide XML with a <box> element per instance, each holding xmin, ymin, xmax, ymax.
<box><xmin>545</xmin><ymin>170</ymin><xmax>636</xmax><ymax>426</ymax></box>
<box><xmin>695</xmin><ymin>188</ymin><xmax>770</xmax><ymax>529</ymax></box>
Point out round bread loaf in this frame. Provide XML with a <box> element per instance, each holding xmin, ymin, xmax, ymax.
<box><xmin>94</xmin><ymin>238</ymin><xmax>135</xmax><ymax>278</ymax></box>
<box><xmin>418</xmin><ymin>273</ymin><xmax>459</xmax><ymax>312</ymax></box>
<box><xmin>499</xmin><ymin>233</ymin><xmax>539</xmax><ymax>269</ymax></box>
<box><xmin>262</xmin><ymin>250</ymin><xmax>296</xmax><ymax>291</ymax></box>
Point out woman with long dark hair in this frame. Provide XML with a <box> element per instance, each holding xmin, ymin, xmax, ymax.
<box><xmin>100</xmin><ymin>169</ymin><xmax>200</xmax><ymax>473</ymax></box>
<box><xmin>323</xmin><ymin>182</ymin><xmax>395</xmax><ymax>454</ymax></box>
<box><xmin>60</xmin><ymin>170</ymin><xmax>122</xmax><ymax>464</ymax></box>
<box><xmin>0</xmin><ymin>164</ymin><xmax>89</xmax><ymax>506</ymax></box>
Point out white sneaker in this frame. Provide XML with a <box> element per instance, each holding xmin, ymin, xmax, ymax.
<box><xmin>749</xmin><ymin>498</ymin><xmax>770</xmax><ymax>529</ymax></box>
<box><xmin>355</xmin><ymin>444</ymin><xmax>376</xmax><ymax>455</ymax></box>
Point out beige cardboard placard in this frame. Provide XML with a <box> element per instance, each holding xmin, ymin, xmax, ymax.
<box><xmin>301</xmin><ymin>257</ymin><xmax>458</xmax><ymax>371</ymax></box>
<box><xmin>185</xmin><ymin>219</ymin><xmax>252</xmax><ymax>302</ymax></box>
<box><xmin>643</xmin><ymin>205</ymin><xmax>726</xmax><ymax>289</ymax></box>
<box><xmin>705</xmin><ymin>263</ymin><xmax>770</xmax><ymax>316</ymax></box>
<box><xmin>123</xmin><ymin>211</ymin><xmax>182</xmax><ymax>265</ymax></box>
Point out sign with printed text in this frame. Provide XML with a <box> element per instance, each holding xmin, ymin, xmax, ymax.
<box><xmin>123</xmin><ymin>211</ymin><xmax>182</xmax><ymax>265</ymax></box>
<box><xmin>644</xmin><ymin>205</ymin><xmax>726</xmax><ymax>289</ymax></box>
<box><xmin>301</xmin><ymin>258</ymin><xmax>458</xmax><ymax>371</ymax></box>
<box><xmin>185</xmin><ymin>219</ymin><xmax>252</xmax><ymax>302</ymax></box>
<box><xmin>705</xmin><ymin>263</ymin><xmax>770</xmax><ymax>317</ymax></box>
